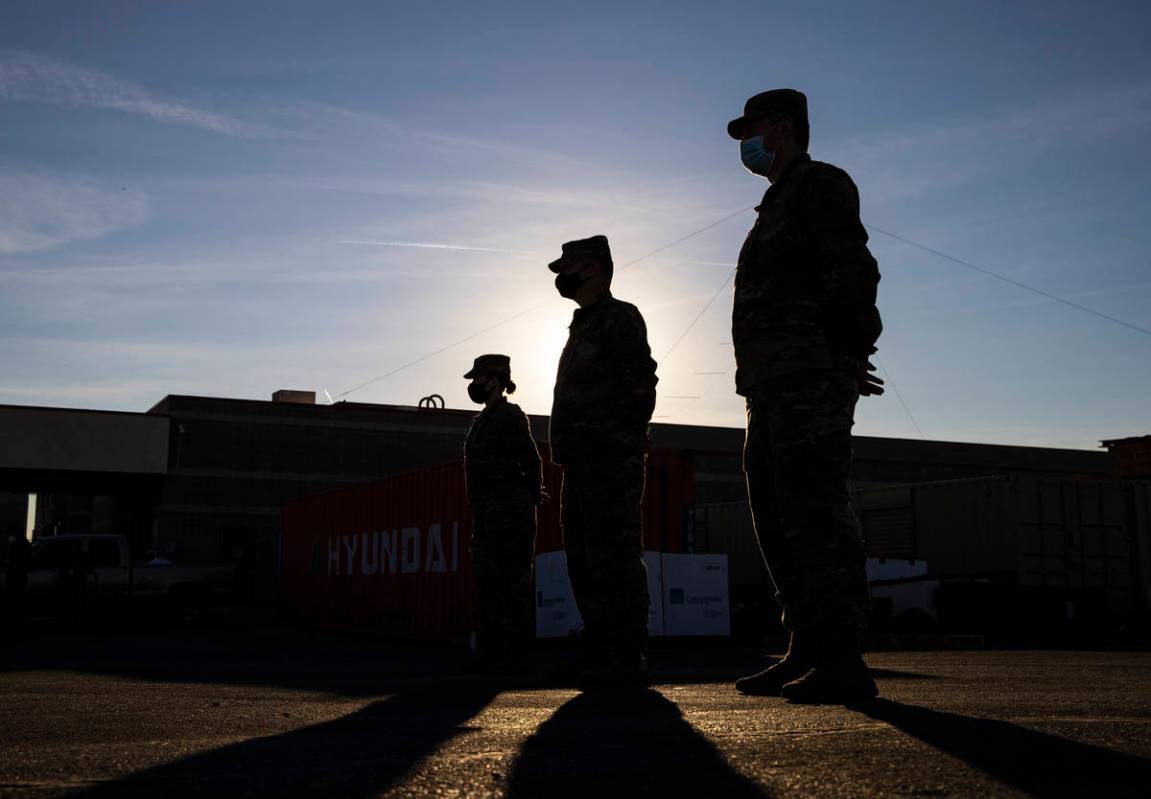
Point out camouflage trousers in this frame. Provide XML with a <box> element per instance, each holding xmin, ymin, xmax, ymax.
<box><xmin>561</xmin><ymin>456</ymin><xmax>650</xmax><ymax>657</ymax></box>
<box><xmin>471</xmin><ymin>504</ymin><xmax>537</xmax><ymax>659</ymax></box>
<box><xmin>743</xmin><ymin>368</ymin><xmax>871</xmax><ymax>633</ymax></box>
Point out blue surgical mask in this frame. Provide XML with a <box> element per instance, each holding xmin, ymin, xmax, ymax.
<box><xmin>740</xmin><ymin>135</ymin><xmax>775</xmax><ymax>176</ymax></box>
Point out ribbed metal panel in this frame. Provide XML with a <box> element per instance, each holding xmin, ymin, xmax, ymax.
<box><xmin>281</xmin><ymin>448</ymin><xmax>694</xmax><ymax>641</ymax></box>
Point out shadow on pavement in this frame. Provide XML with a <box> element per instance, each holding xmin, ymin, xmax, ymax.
<box><xmin>854</xmin><ymin>698</ymin><xmax>1151</xmax><ymax>797</ymax></box>
<box><xmin>867</xmin><ymin>667</ymin><xmax>943</xmax><ymax>681</ymax></box>
<box><xmin>506</xmin><ymin>688</ymin><xmax>770</xmax><ymax>797</ymax></box>
<box><xmin>64</xmin><ymin>683</ymin><xmax>501</xmax><ymax>798</ymax></box>
<box><xmin>0</xmin><ymin>629</ymin><xmax>469</xmax><ymax>698</ymax></box>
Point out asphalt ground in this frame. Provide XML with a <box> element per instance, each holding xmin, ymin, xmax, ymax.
<box><xmin>1</xmin><ymin>630</ymin><xmax>1150</xmax><ymax>798</ymax></box>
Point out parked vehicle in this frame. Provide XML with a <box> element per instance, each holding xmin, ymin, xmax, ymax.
<box><xmin>1</xmin><ymin>534</ymin><xmax>238</xmax><ymax>622</ymax></box>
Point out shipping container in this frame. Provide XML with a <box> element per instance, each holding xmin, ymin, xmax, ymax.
<box><xmin>1132</xmin><ymin>482</ymin><xmax>1151</xmax><ymax>615</ymax></box>
<box><xmin>854</xmin><ymin>476</ymin><xmax>1151</xmax><ymax>621</ymax></box>
<box><xmin>690</xmin><ymin>502</ymin><xmax>767</xmax><ymax>588</ymax></box>
<box><xmin>280</xmin><ymin>446</ymin><xmax>695</xmax><ymax>641</ymax></box>
<box><xmin>694</xmin><ymin>477</ymin><xmax>1151</xmax><ymax>639</ymax></box>
<box><xmin>1101</xmin><ymin>435</ymin><xmax>1151</xmax><ymax>480</ymax></box>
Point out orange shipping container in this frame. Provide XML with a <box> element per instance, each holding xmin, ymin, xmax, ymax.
<box><xmin>280</xmin><ymin>446</ymin><xmax>695</xmax><ymax>641</ymax></box>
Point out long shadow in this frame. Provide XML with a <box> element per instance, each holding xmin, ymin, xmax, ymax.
<box><xmin>0</xmin><ymin>628</ymin><xmax>468</xmax><ymax>698</ymax></box>
<box><xmin>66</xmin><ymin>683</ymin><xmax>502</xmax><ymax>798</ymax></box>
<box><xmin>506</xmin><ymin>688</ymin><xmax>770</xmax><ymax>798</ymax></box>
<box><xmin>853</xmin><ymin>699</ymin><xmax>1151</xmax><ymax>797</ymax></box>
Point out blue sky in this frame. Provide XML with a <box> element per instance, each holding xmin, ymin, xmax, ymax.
<box><xmin>1</xmin><ymin>0</ymin><xmax>1149</xmax><ymax>449</ymax></box>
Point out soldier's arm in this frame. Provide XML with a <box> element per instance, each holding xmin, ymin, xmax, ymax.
<box><xmin>495</xmin><ymin>407</ymin><xmax>543</xmax><ymax>502</ymax></box>
<box><xmin>512</xmin><ymin>409</ymin><xmax>543</xmax><ymax>503</ymax></box>
<box><xmin>801</xmin><ymin>169</ymin><xmax>883</xmax><ymax>358</ymax></box>
<box><xmin>606</xmin><ymin>308</ymin><xmax>659</xmax><ymax>424</ymax></box>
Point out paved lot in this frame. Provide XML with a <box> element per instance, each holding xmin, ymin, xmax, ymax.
<box><xmin>1</xmin><ymin>631</ymin><xmax>1150</xmax><ymax>797</ymax></box>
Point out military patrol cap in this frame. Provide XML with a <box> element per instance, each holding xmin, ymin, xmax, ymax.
<box><xmin>463</xmin><ymin>353</ymin><xmax>511</xmax><ymax>380</ymax></box>
<box><xmin>727</xmin><ymin>88</ymin><xmax>808</xmax><ymax>140</ymax></box>
<box><xmin>547</xmin><ymin>234</ymin><xmax>613</xmax><ymax>273</ymax></box>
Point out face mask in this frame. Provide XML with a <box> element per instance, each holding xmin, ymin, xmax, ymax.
<box><xmin>467</xmin><ymin>380</ymin><xmax>492</xmax><ymax>404</ymax></box>
<box><xmin>740</xmin><ymin>134</ymin><xmax>775</xmax><ymax>176</ymax></box>
<box><xmin>554</xmin><ymin>270</ymin><xmax>588</xmax><ymax>299</ymax></box>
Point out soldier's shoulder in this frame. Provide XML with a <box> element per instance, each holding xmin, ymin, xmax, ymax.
<box><xmin>604</xmin><ymin>296</ymin><xmax>647</xmax><ymax>323</ymax></box>
<box><xmin>493</xmin><ymin>399</ymin><xmax>529</xmax><ymax>423</ymax></box>
<box><xmin>805</xmin><ymin>160</ymin><xmax>858</xmax><ymax>191</ymax></box>
<box><xmin>604</xmin><ymin>296</ymin><xmax>649</xmax><ymax>339</ymax></box>
<box><xmin>502</xmin><ymin>400</ymin><xmax>527</xmax><ymax>417</ymax></box>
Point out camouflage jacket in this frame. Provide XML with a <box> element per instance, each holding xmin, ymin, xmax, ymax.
<box><xmin>732</xmin><ymin>154</ymin><xmax>882</xmax><ymax>395</ymax></box>
<box><xmin>549</xmin><ymin>293</ymin><xmax>658</xmax><ymax>465</ymax></box>
<box><xmin>464</xmin><ymin>398</ymin><xmax>542</xmax><ymax>510</ymax></box>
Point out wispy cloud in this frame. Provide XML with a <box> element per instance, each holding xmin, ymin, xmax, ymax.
<box><xmin>0</xmin><ymin>257</ymin><xmax>539</xmax><ymax>288</ymax></box>
<box><xmin>827</xmin><ymin>82</ymin><xmax>1151</xmax><ymax>201</ymax></box>
<box><xmin>0</xmin><ymin>50</ymin><xmax>274</xmax><ymax>137</ymax></box>
<box><xmin>287</xmin><ymin>101</ymin><xmax>592</xmax><ymax>168</ymax></box>
<box><xmin>0</xmin><ymin>169</ymin><xmax>149</xmax><ymax>253</ymax></box>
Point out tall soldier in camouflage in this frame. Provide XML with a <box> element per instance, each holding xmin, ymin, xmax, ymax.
<box><xmin>548</xmin><ymin>235</ymin><xmax>658</xmax><ymax>687</ymax></box>
<box><xmin>463</xmin><ymin>354</ymin><xmax>543</xmax><ymax>676</ymax></box>
<box><xmin>726</xmin><ymin>90</ymin><xmax>886</xmax><ymax>703</ymax></box>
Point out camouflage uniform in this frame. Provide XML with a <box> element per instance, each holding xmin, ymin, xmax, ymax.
<box><xmin>464</xmin><ymin>395</ymin><xmax>542</xmax><ymax>661</ymax></box>
<box><xmin>734</xmin><ymin>152</ymin><xmax>882</xmax><ymax>635</ymax></box>
<box><xmin>550</xmin><ymin>291</ymin><xmax>658</xmax><ymax>659</ymax></box>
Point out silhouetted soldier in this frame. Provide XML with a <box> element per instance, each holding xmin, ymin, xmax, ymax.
<box><xmin>726</xmin><ymin>90</ymin><xmax>885</xmax><ymax>702</ymax></box>
<box><xmin>548</xmin><ymin>235</ymin><xmax>658</xmax><ymax>686</ymax></box>
<box><xmin>463</xmin><ymin>354</ymin><xmax>543</xmax><ymax>676</ymax></box>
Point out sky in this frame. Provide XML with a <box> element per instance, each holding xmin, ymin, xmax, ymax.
<box><xmin>1</xmin><ymin>0</ymin><xmax>1149</xmax><ymax>450</ymax></box>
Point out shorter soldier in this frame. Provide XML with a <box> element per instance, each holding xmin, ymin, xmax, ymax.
<box><xmin>463</xmin><ymin>354</ymin><xmax>543</xmax><ymax>676</ymax></box>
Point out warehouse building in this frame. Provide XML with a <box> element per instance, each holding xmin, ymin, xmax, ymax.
<box><xmin>1</xmin><ymin>391</ymin><xmax>1137</xmax><ymax>629</ymax></box>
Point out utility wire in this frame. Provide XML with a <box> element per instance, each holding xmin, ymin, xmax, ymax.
<box><xmin>873</xmin><ymin>355</ymin><xmax>926</xmax><ymax>440</ymax></box>
<box><xmin>866</xmin><ymin>224</ymin><xmax>1151</xmax><ymax>339</ymax></box>
<box><xmin>659</xmin><ymin>269</ymin><xmax>736</xmax><ymax>363</ymax></box>
<box><xmin>336</xmin><ymin>298</ymin><xmax>553</xmax><ymax>399</ymax></box>
<box><xmin>616</xmin><ymin>205</ymin><xmax>755</xmax><ymax>274</ymax></box>
<box><xmin>337</xmin><ymin>204</ymin><xmax>756</xmax><ymax>399</ymax></box>
<box><xmin>337</xmin><ymin>209</ymin><xmax>1141</xmax><ymax>409</ymax></box>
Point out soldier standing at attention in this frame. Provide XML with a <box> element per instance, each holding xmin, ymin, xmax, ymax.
<box><xmin>463</xmin><ymin>354</ymin><xmax>543</xmax><ymax>676</ymax></box>
<box><xmin>548</xmin><ymin>235</ymin><xmax>658</xmax><ymax>687</ymax></box>
<box><xmin>726</xmin><ymin>90</ymin><xmax>886</xmax><ymax>702</ymax></box>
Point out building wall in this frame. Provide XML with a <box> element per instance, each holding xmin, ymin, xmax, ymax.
<box><xmin>144</xmin><ymin>395</ymin><xmax>1109</xmax><ymax>589</ymax></box>
<box><xmin>0</xmin><ymin>395</ymin><xmax>1113</xmax><ymax>608</ymax></box>
<box><xmin>0</xmin><ymin>405</ymin><xmax>167</xmax><ymax>473</ymax></box>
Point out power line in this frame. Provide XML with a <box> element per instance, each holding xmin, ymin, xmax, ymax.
<box><xmin>616</xmin><ymin>205</ymin><xmax>755</xmax><ymax>274</ymax></box>
<box><xmin>865</xmin><ymin>224</ymin><xmax>1151</xmax><ymax>339</ymax></box>
<box><xmin>874</xmin><ymin>355</ymin><xmax>926</xmax><ymax>440</ymax></box>
<box><xmin>336</xmin><ymin>204</ymin><xmax>756</xmax><ymax>399</ymax></box>
<box><xmin>336</xmin><ymin>209</ymin><xmax>1141</xmax><ymax>409</ymax></box>
<box><xmin>659</xmin><ymin>269</ymin><xmax>736</xmax><ymax>362</ymax></box>
<box><xmin>336</xmin><ymin>297</ymin><xmax>554</xmax><ymax>398</ymax></box>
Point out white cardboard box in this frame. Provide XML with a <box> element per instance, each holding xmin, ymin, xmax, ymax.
<box><xmin>660</xmin><ymin>553</ymin><xmax>731</xmax><ymax>636</ymax></box>
<box><xmin>534</xmin><ymin>551</ymin><xmax>665</xmax><ymax>638</ymax></box>
<box><xmin>535</xmin><ymin>551</ymin><xmax>730</xmax><ymax>638</ymax></box>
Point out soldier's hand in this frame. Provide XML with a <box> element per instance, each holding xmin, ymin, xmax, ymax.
<box><xmin>858</xmin><ymin>359</ymin><xmax>885</xmax><ymax>397</ymax></box>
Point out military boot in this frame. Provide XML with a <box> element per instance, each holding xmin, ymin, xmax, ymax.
<box><xmin>735</xmin><ymin>633</ymin><xmax>814</xmax><ymax>696</ymax></box>
<box><xmin>780</xmin><ymin>630</ymin><xmax>878</xmax><ymax>704</ymax></box>
<box><xmin>579</xmin><ymin>652</ymin><xmax>650</xmax><ymax>689</ymax></box>
<box><xmin>545</xmin><ymin>633</ymin><xmax>607</xmax><ymax>684</ymax></box>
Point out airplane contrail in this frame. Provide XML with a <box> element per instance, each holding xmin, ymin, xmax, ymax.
<box><xmin>339</xmin><ymin>240</ymin><xmax>736</xmax><ymax>267</ymax></box>
<box><xmin>338</xmin><ymin>240</ymin><xmax>542</xmax><ymax>255</ymax></box>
